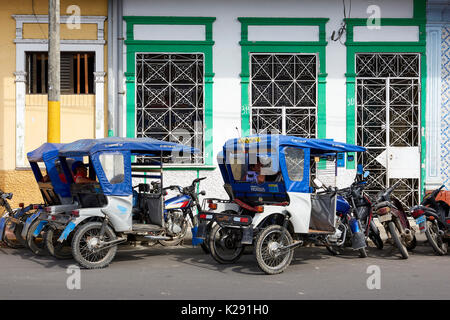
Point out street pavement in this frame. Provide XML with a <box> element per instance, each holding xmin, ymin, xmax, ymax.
<box><xmin>0</xmin><ymin>235</ymin><xmax>448</xmax><ymax>300</ymax></box>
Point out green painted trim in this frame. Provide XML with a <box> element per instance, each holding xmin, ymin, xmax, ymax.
<box><xmin>124</xmin><ymin>16</ymin><xmax>215</xmax><ymax>166</ymax></box>
<box><xmin>344</xmin><ymin>0</ymin><xmax>427</xmax><ymax>197</ymax></box>
<box><xmin>238</xmin><ymin>17</ymin><xmax>329</xmax><ymax>138</ymax></box>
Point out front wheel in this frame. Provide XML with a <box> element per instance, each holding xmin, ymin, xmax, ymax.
<box><xmin>209</xmin><ymin>224</ymin><xmax>244</xmax><ymax>264</ymax></box>
<box><xmin>425</xmin><ymin>220</ymin><xmax>448</xmax><ymax>255</ymax></box>
<box><xmin>71</xmin><ymin>222</ymin><xmax>117</xmax><ymax>269</ymax></box>
<box><xmin>45</xmin><ymin>227</ymin><xmax>73</xmax><ymax>260</ymax></box>
<box><xmin>368</xmin><ymin>230</ymin><xmax>384</xmax><ymax>250</ymax></box>
<box><xmin>387</xmin><ymin>221</ymin><xmax>408</xmax><ymax>259</ymax></box>
<box><xmin>255</xmin><ymin>225</ymin><xmax>294</xmax><ymax>275</ymax></box>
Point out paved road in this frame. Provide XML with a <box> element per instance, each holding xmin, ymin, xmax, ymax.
<box><xmin>0</xmin><ymin>236</ymin><xmax>448</xmax><ymax>300</ymax></box>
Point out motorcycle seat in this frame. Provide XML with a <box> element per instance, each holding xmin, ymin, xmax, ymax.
<box><xmin>373</xmin><ymin>201</ymin><xmax>391</xmax><ymax>211</ymax></box>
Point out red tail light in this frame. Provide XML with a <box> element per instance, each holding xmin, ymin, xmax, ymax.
<box><xmin>51</xmin><ymin>216</ymin><xmax>57</xmax><ymax>221</ymax></box>
<box><xmin>71</xmin><ymin>210</ymin><xmax>79</xmax><ymax>217</ymax></box>
<box><xmin>240</xmin><ymin>217</ymin><xmax>249</xmax><ymax>223</ymax></box>
<box><xmin>33</xmin><ymin>205</ymin><xmax>40</xmax><ymax>210</ymax></box>
<box><xmin>411</xmin><ymin>209</ymin><xmax>425</xmax><ymax>218</ymax></box>
<box><xmin>45</xmin><ymin>207</ymin><xmax>52</xmax><ymax>212</ymax></box>
<box><xmin>199</xmin><ymin>214</ymin><xmax>206</xmax><ymax>220</ymax></box>
<box><xmin>19</xmin><ymin>203</ymin><xmax>24</xmax><ymax>208</ymax></box>
<box><xmin>377</xmin><ymin>206</ymin><xmax>390</xmax><ymax>216</ymax></box>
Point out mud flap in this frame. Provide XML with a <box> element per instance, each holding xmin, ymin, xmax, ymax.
<box><xmin>0</xmin><ymin>217</ymin><xmax>6</xmax><ymax>241</ymax></box>
<box><xmin>241</xmin><ymin>227</ymin><xmax>253</xmax><ymax>245</ymax></box>
<box><xmin>58</xmin><ymin>221</ymin><xmax>76</xmax><ymax>242</ymax></box>
<box><xmin>191</xmin><ymin>226</ymin><xmax>204</xmax><ymax>246</ymax></box>
<box><xmin>32</xmin><ymin>220</ymin><xmax>48</xmax><ymax>237</ymax></box>
<box><xmin>352</xmin><ymin>231</ymin><xmax>366</xmax><ymax>250</ymax></box>
<box><xmin>21</xmin><ymin>210</ymin><xmax>42</xmax><ymax>239</ymax></box>
<box><xmin>196</xmin><ymin>222</ymin><xmax>207</xmax><ymax>240</ymax></box>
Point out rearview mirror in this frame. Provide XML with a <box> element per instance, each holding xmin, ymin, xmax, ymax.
<box><xmin>199</xmin><ymin>190</ymin><xmax>206</xmax><ymax>196</ymax></box>
<box><xmin>313</xmin><ymin>178</ymin><xmax>324</xmax><ymax>189</ymax></box>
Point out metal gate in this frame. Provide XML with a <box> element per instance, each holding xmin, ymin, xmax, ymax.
<box><xmin>250</xmin><ymin>53</ymin><xmax>317</xmax><ymax>138</ymax></box>
<box><xmin>356</xmin><ymin>53</ymin><xmax>421</xmax><ymax>207</ymax></box>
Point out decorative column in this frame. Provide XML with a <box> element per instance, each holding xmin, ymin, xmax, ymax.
<box><xmin>94</xmin><ymin>72</ymin><xmax>106</xmax><ymax>138</ymax></box>
<box><xmin>14</xmin><ymin>71</ymin><xmax>27</xmax><ymax>168</ymax></box>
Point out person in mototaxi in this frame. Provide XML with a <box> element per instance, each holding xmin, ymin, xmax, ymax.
<box><xmin>246</xmin><ymin>158</ymin><xmax>266</xmax><ymax>184</ymax></box>
<box><xmin>71</xmin><ymin>161</ymin><xmax>96</xmax><ymax>184</ymax></box>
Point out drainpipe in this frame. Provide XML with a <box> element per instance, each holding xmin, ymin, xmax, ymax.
<box><xmin>117</xmin><ymin>0</ymin><xmax>124</xmax><ymax>137</ymax></box>
<box><xmin>107</xmin><ymin>0</ymin><xmax>115</xmax><ymax>136</ymax></box>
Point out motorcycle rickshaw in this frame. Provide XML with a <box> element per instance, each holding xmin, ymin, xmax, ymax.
<box><xmin>0</xmin><ymin>143</ymin><xmax>77</xmax><ymax>251</ymax></box>
<box><xmin>25</xmin><ymin>143</ymin><xmax>81</xmax><ymax>257</ymax></box>
<box><xmin>197</xmin><ymin>134</ymin><xmax>366</xmax><ymax>274</ymax></box>
<box><xmin>55</xmin><ymin>137</ymin><xmax>204</xmax><ymax>269</ymax></box>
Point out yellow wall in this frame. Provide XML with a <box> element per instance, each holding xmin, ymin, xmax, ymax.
<box><xmin>0</xmin><ymin>0</ymin><xmax>108</xmax><ymax>206</ymax></box>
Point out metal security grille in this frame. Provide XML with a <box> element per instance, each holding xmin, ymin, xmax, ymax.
<box><xmin>356</xmin><ymin>53</ymin><xmax>420</xmax><ymax>207</ymax></box>
<box><xmin>250</xmin><ymin>54</ymin><xmax>317</xmax><ymax>137</ymax></box>
<box><xmin>135</xmin><ymin>53</ymin><xmax>204</xmax><ymax>163</ymax></box>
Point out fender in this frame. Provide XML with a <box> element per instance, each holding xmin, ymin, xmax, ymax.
<box><xmin>32</xmin><ymin>220</ymin><xmax>48</xmax><ymax>237</ymax></box>
<box><xmin>0</xmin><ymin>216</ymin><xmax>7</xmax><ymax>240</ymax></box>
<box><xmin>57</xmin><ymin>209</ymin><xmax>106</xmax><ymax>242</ymax></box>
<box><xmin>252</xmin><ymin>209</ymin><xmax>291</xmax><ymax>230</ymax></box>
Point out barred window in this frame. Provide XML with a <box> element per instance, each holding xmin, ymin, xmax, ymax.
<box><xmin>250</xmin><ymin>53</ymin><xmax>317</xmax><ymax>138</ymax></box>
<box><xmin>135</xmin><ymin>53</ymin><xmax>204</xmax><ymax>164</ymax></box>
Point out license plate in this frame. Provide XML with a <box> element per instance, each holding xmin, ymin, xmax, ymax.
<box><xmin>416</xmin><ymin>215</ymin><xmax>427</xmax><ymax>233</ymax></box>
<box><xmin>378</xmin><ymin>213</ymin><xmax>392</xmax><ymax>223</ymax></box>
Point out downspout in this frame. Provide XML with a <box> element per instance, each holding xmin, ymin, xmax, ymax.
<box><xmin>117</xmin><ymin>0</ymin><xmax>124</xmax><ymax>137</ymax></box>
<box><xmin>107</xmin><ymin>0</ymin><xmax>115</xmax><ymax>136</ymax></box>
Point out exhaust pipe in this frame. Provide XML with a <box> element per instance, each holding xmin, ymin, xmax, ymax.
<box><xmin>144</xmin><ymin>235</ymin><xmax>172</xmax><ymax>241</ymax></box>
<box><xmin>404</xmin><ymin>228</ymin><xmax>414</xmax><ymax>241</ymax></box>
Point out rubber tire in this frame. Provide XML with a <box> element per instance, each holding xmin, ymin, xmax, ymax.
<box><xmin>3</xmin><ymin>218</ymin><xmax>25</xmax><ymax>249</ymax></box>
<box><xmin>358</xmin><ymin>247</ymin><xmax>367</xmax><ymax>258</ymax></box>
<box><xmin>325</xmin><ymin>244</ymin><xmax>342</xmax><ymax>256</ymax></box>
<box><xmin>369</xmin><ymin>231</ymin><xmax>384</xmax><ymax>250</ymax></box>
<box><xmin>45</xmin><ymin>226</ymin><xmax>73</xmax><ymax>260</ymax></box>
<box><xmin>71</xmin><ymin>222</ymin><xmax>118</xmax><ymax>269</ymax></box>
<box><xmin>200</xmin><ymin>222</ymin><xmax>214</xmax><ymax>254</ymax></box>
<box><xmin>405</xmin><ymin>234</ymin><xmax>417</xmax><ymax>251</ymax></box>
<box><xmin>388</xmin><ymin>221</ymin><xmax>408</xmax><ymax>259</ymax></box>
<box><xmin>159</xmin><ymin>219</ymin><xmax>188</xmax><ymax>247</ymax></box>
<box><xmin>209</xmin><ymin>224</ymin><xmax>244</xmax><ymax>264</ymax></box>
<box><xmin>425</xmin><ymin>221</ymin><xmax>448</xmax><ymax>256</ymax></box>
<box><xmin>255</xmin><ymin>225</ymin><xmax>294</xmax><ymax>275</ymax></box>
<box><xmin>26</xmin><ymin>219</ymin><xmax>48</xmax><ymax>255</ymax></box>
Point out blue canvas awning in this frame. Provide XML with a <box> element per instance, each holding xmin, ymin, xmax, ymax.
<box><xmin>58</xmin><ymin>137</ymin><xmax>199</xmax><ymax>157</ymax></box>
<box><xmin>27</xmin><ymin>143</ymin><xmax>65</xmax><ymax>162</ymax></box>
<box><xmin>223</xmin><ymin>135</ymin><xmax>366</xmax><ymax>153</ymax></box>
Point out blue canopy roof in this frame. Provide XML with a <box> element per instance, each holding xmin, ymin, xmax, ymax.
<box><xmin>58</xmin><ymin>137</ymin><xmax>199</xmax><ymax>157</ymax></box>
<box><xmin>27</xmin><ymin>143</ymin><xmax>65</xmax><ymax>162</ymax></box>
<box><xmin>223</xmin><ymin>135</ymin><xmax>366</xmax><ymax>153</ymax></box>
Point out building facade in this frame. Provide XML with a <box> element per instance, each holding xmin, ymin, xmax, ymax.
<box><xmin>0</xmin><ymin>0</ymin><xmax>448</xmax><ymax>208</ymax></box>
<box><xmin>0</xmin><ymin>0</ymin><xmax>108</xmax><ymax>206</ymax></box>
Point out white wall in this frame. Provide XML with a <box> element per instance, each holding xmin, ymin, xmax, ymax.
<box><xmin>123</xmin><ymin>0</ymin><xmax>415</xmax><ymax>194</ymax></box>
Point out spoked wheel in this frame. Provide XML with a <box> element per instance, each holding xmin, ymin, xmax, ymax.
<box><xmin>45</xmin><ymin>226</ymin><xmax>73</xmax><ymax>260</ymax></box>
<box><xmin>387</xmin><ymin>221</ymin><xmax>408</xmax><ymax>259</ymax></box>
<box><xmin>425</xmin><ymin>220</ymin><xmax>448</xmax><ymax>255</ymax></box>
<box><xmin>3</xmin><ymin>218</ymin><xmax>25</xmax><ymax>249</ymax></box>
<box><xmin>71</xmin><ymin>222</ymin><xmax>117</xmax><ymax>269</ymax></box>
<box><xmin>255</xmin><ymin>225</ymin><xmax>294</xmax><ymax>275</ymax></box>
<box><xmin>159</xmin><ymin>219</ymin><xmax>188</xmax><ymax>247</ymax></box>
<box><xmin>26</xmin><ymin>219</ymin><xmax>48</xmax><ymax>255</ymax></box>
<box><xmin>209</xmin><ymin>224</ymin><xmax>244</xmax><ymax>264</ymax></box>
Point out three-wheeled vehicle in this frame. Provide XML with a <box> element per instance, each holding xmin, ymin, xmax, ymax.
<box><xmin>25</xmin><ymin>143</ymin><xmax>81</xmax><ymax>257</ymax></box>
<box><xmin>55</xmin><ymin>137</ymin><xmax>204</xmax><ymax>269</ymax></box>
<box><xmin>197</xmin><ymin>134</ymin><xmax>366</xmax><ymax>274</ymax></box>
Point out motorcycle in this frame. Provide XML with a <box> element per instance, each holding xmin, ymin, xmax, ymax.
<box><xmin>373</xmin><ymin>182</ymin><xmax>417</xmax><ymax>259</ymax></box>
<box><xmin>410</xmin><ymin>185</ymin><xmax>449</xmax><ymax>255</ymax></box>
<box><xmin>325</xmin><ymin>170</ymin><xmax>383</xmax><ymax>257</ymax></box>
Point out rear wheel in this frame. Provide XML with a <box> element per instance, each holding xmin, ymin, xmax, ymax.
<box><xmin>26</xmin><ymin>219</ymin><xmax>48</xmax><ymax>255</ymax></box>
<box><xmin>255</xmin><ymin>225</ymin><xmax>294</xmax><ymax>275</ymax></box>
<box><xmin>71</xmin><ymin>222</ymin><xmax>117</xmax><ymax>269</ymax></box>
<box><xmin>3</xmin><ymin>218</ymin><xmax>25</xmax><ymax>249</ymax></box>
<box><xmin>209</xmin><ymin>224</ymin><xmax>244</xmax><ymax>264</ymax></box>
<box><xmin>425</xmin><ymin>220</ymin><xmax>448</xmax><ymax>255</ymax></box>
<box><xmin>388</xmin><ymin>221</ymin><xmax>408</xmax><ymax>259</ymax></box>
<box><xmin>45</xmin><ymin>226</ymin><xmax>73</xmax><ymax>259</ymax></box>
